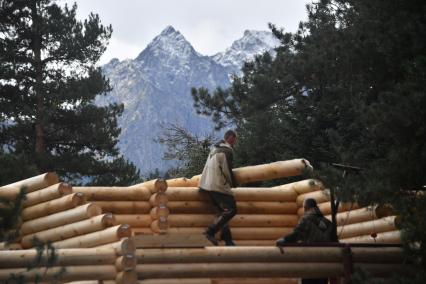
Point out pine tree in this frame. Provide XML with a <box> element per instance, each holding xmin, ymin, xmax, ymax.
<box><xmin>0</xmin><ymin>0</ymin><xmax>141</xmax><ymax>184</ymax></box>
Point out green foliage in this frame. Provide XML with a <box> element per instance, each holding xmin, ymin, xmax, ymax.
<box><xmin>0</xmin><ymin>0</ymin><xmax>141</xmax><ymax>185</ymax></box>
<box><xmin>157</xmin><ymin>124</ymin><xmax>214</xmax><ymax>178</ymax></box>
<box><xmin>191</xmin><ymin>0</ymin><xmax>426</xmax><ymax>277</ymax></box>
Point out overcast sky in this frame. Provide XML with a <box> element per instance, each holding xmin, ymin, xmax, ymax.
<box><xmin>61</xmin><ymin>0</ymin><xmax>310</xmax><ymax>64</ymax></box>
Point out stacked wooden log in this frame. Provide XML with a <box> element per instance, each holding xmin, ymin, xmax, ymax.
<box><xmin>74</xmin><ymin>183</ymin><xmax>169</xmax><ymax>237</ymax></box>
<box><xmin>0</xmin><ymin>238</ymin><xmax>137</xmax><ymax>283</ymax></box>
<box><xmin>164</xmin><ymin>179</ymin><xmax>322</xmax><ymax>246</ymax></box>
<box><xmin>134</xmin><ymin>246</ymin><xmax>406</xmax><ymax>282</ymax></box>
<box><xmin>295</xmin><ymin>186</ymin><xmax>401</xmax><ymax>244</ymax></box>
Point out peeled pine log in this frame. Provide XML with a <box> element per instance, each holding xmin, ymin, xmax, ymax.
<box><xmin>233</xmin><ymin>240</ymin><xmax>276</xmax><ymax>246</ymax></box>
<box><xmin>166</xmin><ymin>227</ymin><xmax>293</xmax><ymax>240</ymax></box>
<box><xmin>0</xmin><ymin>242</ymin><xmax>21</xmax><ymax>250</ymax></box>
<box><xmin>0</xmin><ymin>266</ymin><xmax>117</xmax><ymax>282</ymax></box>
<box><xmin>150</xmin><ymin>205</ymin><xmax>170</xmax><ymax>220</ymax></box>
<box><xmin>135</xmin><ymin>247</ymin><xmax>344</xmax><ymax>263</ymax></box>
<box><xmin>151</xmin><ymin>217</ymin><xmax>168</xmax><ymax>234</ymax></box>
<box><xmin>166</xmin><ymin>187</ymin><xmax>297</xmax><ymax>202</ymax></box>
<box><xmin>139</xmin><ymin>278</ymin><xmax>298</xmax><ymax>284</ymax></box>
<box><xmin>326</xmin><ymin>207</ymin><xmax>379</xmax><ymax>226</ymax></box>
<box><xmin>337</xmin><ymin>216</ymin><xmax>398</xmax><ymax>239</ymax></box>
<box><xmin>0</xmin><ymin>172</ymin><xmax>59</xmax><ymax>197</ymax></box>
<box><xmin>167</xmin><ymin>201</ymin><xmax>298</xmax><ymax>214</ymax></box>
<box><xmin>136</xmin><ymin>262</ymin><xmax>343</xmax><ymax>279</ymax></box>
<box><xmin>296</xmin><ymin>189</ymin><xmax>329</xmax><ymax>207</ymax></box>
<box><xmin>23</xmin><ymin>182</ymin><xmax>72</xmax><ymax>207</ymax></box>
<box><xmin>20</xmin><ymin>203</ymin><xmax>102</xmax><ymax>235</ymax></box>
<box><xmin>115</xmin><ymin>254</ymin><xmax>137</xmax><ymax>271</ymax></box>
<box><xmin>116</xmin><ymin>271</ymin><xmax>138</xmax><ymax>284</ymax></box>
<box><xmin>0</xmin><ymin>248</ymin><xmax>119</xmax><ymax>268</ymax></box>
<box><xmin>114</xmin><ymin>214</ymin><xmax>152</xmax><ymax>227</ymax></box>
<box><xmin>351</xmin><ymin>247</ymin><xmax>404</xmax><ymax>263</ymax></box>
<box><xmin>53</xmin><ymin>224</ymin><xmax>132</xmax><ymax>248</ymax></box>
<box><xmin>130</xmin><ymin>179</ymin><xmax>167</xmax><ymax>193</ymax></box>
<box><xmin>150</xmin><ymin>192</ymin><xmax>168</xmax><ymax>206</ymax></box>
<box><xmin>273</xmin><ymin>179</ymin><xmax>323</xmax><ymax>196</ymax></box>
<box><xmin>298</xmin><ymin>201</ymin><xmax>360</xmax><ymax>216</ymax></box>
<box><xmin>166</xmin><ymin>177</ymin><xmax>199</xmax><ymax>188</ymax></box>
<box><xmin>167</xmin><ymin>214</ymin><xmax>298</xmax><ymax>228</ymax></box>
<box><xmin>73</xmin><ymin>186</ymin><xmax>151</xmax><ymax>201</ymax></box>
<box><xmin>96</xmin><ymin>237</ymin><xmax>135</xmax><ymax>255</ymax></box>
<box><xmin>132</xmin><ymin>228</ymin><xmax>154</xmax><ymax>235</ymax></box>
<box><xmin>92</xmin><ymin>201</ymin><xmax>151</xmax><ymax>214</ymax></box>
<box><xmin>340</xmin><ymin>230</ymin><xmax>401</xmax><ymax>244</ymax></box>
<box><xmin>21</xmin><ymin>213</ymin><xmax>115</xmax><ymax>248</ymax></box>
<box><xmin>190</xmin><ymin>159</ymin><xmax>313</xmax><ymax>186</ymax></box>
<box><xmin>21</xmin><ymin>192</ymin><xmax>86</xmax><ymax>221</ymax></box>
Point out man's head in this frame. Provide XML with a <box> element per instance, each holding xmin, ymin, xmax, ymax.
<box><xmin>224</xmin><ymin>130</ymin><xmax>237</xmax><ymax>146</ymax></box>
<box><xmin>303</xmin><ymin>198</ymin><xmax>318</xmax><ymax>212</ymax></box>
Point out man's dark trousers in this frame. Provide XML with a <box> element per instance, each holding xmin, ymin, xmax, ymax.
<box><xmin>203</xmin><ymin>190</ymin><xmax>237</xmax><ymax>244</ymax></box>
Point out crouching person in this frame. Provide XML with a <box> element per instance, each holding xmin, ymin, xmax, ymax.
<box><xmin>276</xmin><ymin>198</ymin><xmax>335</xmax><ymax>284</ymax></box>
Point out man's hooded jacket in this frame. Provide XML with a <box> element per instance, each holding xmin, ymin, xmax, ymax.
<box><xmin>199</xmin><ymin>140</ymin><xmax>236</xmax><ymax>196</ymax></box>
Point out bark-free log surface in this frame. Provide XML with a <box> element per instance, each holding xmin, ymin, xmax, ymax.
<box><xmin>340</xmin><ymin>230</ymin><xmax>401</xmax><ymax>244</ymax></box>
<box><xmin>167</xmin><ymin>214</ymin><xmax>298</xmax><ymax>227</ymax></box>
<box><xmin>0</xmin><ymin>172</ymin><xmax>59</xmax><ymax>196</ymax></box>
<box><xmin>0</xmin><ymin>266</ymin><xmax>116</xmax><ymax>282</ymax></box>
<box><xmin>337</xmin><ymin>216</ymin><xmax>398</xmax><ymax>239</ymax></box>
<box><xmin>116</xmin><ymin>254</ymin><xmax>137</xmax><ymax>271</ymax></box>
<box><xmin>130</xmin><ymin>179</ymin><xmax>167</xmax><ymax>193</ymax></box>
<box><xmin>150</xmin><ymin>205</ymin><xmax>170</xmax><ymax>220</ymax></box>
<box><xmin>135</xmin><ymin>247</ymin><xmax>345</xmax><ymax>263</ymax></box>
<box><xmin>0</xmin><ymin>248</ymin><xmax>119</xmax><ymax>268</ymax></box>
<box><xmin>136</xmin><ymin>262</ymin><xmax>343</xmax><ymax>279</ymax></box>
<box><xmin>149</xmin><ymin>193</ymin><xmax>168</xmax><ymax>207</ymax></box>
<box><xmin>23</xmin><ymin>182</ymin><xmax>72</xmax><ymax>207</ymax></box>
<box><xmin>21</xmin><ymin>213</ymin><xmax>115</xmax><ymax>248</ymax></box>
<box><xmin>151</xmin><ymin>218</ymin><xmax>169</xmax><ymax>234</ymax></box>
<box><xmin>53</xmin><ymin>224</ymin><xmax>132</xmax><ymax>248</ymax></box>
<box><xmin>298</xmin><ymin>202</ymin><xmax>360</xmax><ymax>216</ymax></box>
<box><xmin>296</xmin><ymin>189</ymin><xmax>330</xmax><ymax>206</ymax></box>
<box><xmin>166</xmin><ymin>227</ymin><xmax>293</xmax><ymax>240</ymax></box>
<box><xmin>73</xmin><ymin>186</ymin><xmax>151</xmax><ymax>201</ymax></box>
<box><xmin>167</xmin><ymin>201</ymin><xmax>298</xmax><ymax>214</ymax></box>
<box><xmin>95</xmin><ymin>237</ymin><xmax>135</xmax><ymax>255</ymax></box>
<box><xmin>114</xmin><ymin>214</ymin><xmax>152</xmax><ymax>227</ymax></box>
<box><xmin>20</xmin><ymin>203</ymin><xmax>102</xmax><ymax>235</ymax></box>
<box><xmin>21</xmin><ymin>192</ymin><xmax>86</xmax><ymax>221</ymax></box>
<box><xmin>325</xmin><ymin>207</ymin><xmax>378</xmax><ymax>226</ymax></box>
<box><xmin>166</xmin><ymin>187</ymin><xmax>297</xmax><ymax>202</ymax></box>
<box><xmin>190</xmin><ymin>159</ymin><xmax>313</xmax><ymax>186</ymax></box>
<box><xmin>139</xmin><ymin>278</ymin><xmax>298</xmax><ymax>284</ymax></box>
<box><xmin>92</xmin><ymin>201</ymin><xmax>151</xmax><ymax>214</ymax></box>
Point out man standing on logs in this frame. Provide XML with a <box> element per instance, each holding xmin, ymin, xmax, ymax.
<box><xmin>276</xmin><ymin>198</ymin><xmax>334</xmax><ymax>284</ymax></box>
<box><xmin>199</xmin><ymin>130</ymin><xmax>238</xmax><ymax>246</ymax></box>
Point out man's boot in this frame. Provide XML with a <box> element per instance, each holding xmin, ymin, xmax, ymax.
<box><xmin>220</xmin><ymin>225</ymin><xmax>235</xmax><ymax>246</ymax></box>
<box><xmin>204</xmin><ymin>227</ymin><xmax>218</xmax><ymax>246</ymax></box>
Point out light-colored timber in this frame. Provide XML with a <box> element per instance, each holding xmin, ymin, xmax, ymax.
<box><xmin>20</xmin><ymin>203</ymin><xmax>102</xmax><ymax>235</ymax></box>
<box><xmin>130</xmin><ymin>179</ymin><xmax>167</xmax><ymax>193</ymax></box>
<box><xmin>340</xmin><ymin>230</ymin><xmax>401</xmax><ymax>244</ymax></box>
<box><xmin>21</xmin><ymin>213</ymin><xmax>115</xmax><ymax>248</ymax></box>
<box><xmin>135</xmin><ymin>247</ymin><xmax>345</xmax><ymax>263</ymax></box>
<box><xmin>167</xmin><ymin>214</ymin><xmax>298</xmax><ymax>227</ymax></box>
<box><xmin>296</xmin><ymin>189</ymin><xmax>330</xmax><ymax>206</ymax></box>
<box><xmin>298</xmin><ymin>201</ymin><xmax>360</xmax><ymax>216</ymax></box>
<box><xmin>91</xmin><ymin>201</ymin><xmax>151</xmax><ymax>214</ymax></box>
<box><xmin>133</xmin><ymin>234</ymin><xmax>209</xmax><ymax>248</ymax></box>
<box><xmin>166</xmin><ymin>227</ymin><xmax>293</xmax><ymax>240</ymax></box>
<box><xmin>138</xmin><ymin>278</ymin><xmax>299</xmax><ymax>284</ymax></box>
<box><xmin>21</xmin><ymin>192</ymin><xmax>86</xmax><ymax>221</ymax></box>
<box><xmin>0</xmin><ymin>266</ymin><xmax>117</xmax><ymax>282</ymax></box>
<box><xmin>337</xmin><ymin>216</ymin><xmax>398</xmax><ymax>239</ymax></box>
<box><xmin>149</xmin><ymin>193</ymin><xmax>168</xmax><ymax>207</ymax></box>
<box><xmin>115</xmin><ymin>254</ymin><xmax>137</xmax><ymax>271</ymax></box>
<box><xmin>53</xmin><ymin>224</ymin><xmax>131</xmax><ymax>248</ymax></box>
<box><xmin>23</xmin><ymin>182</ymin><xmax>72</xmax><ymax>207</ymax></box>
<box><xmin>190</xmin><ymin>159</ymin><xmax>313</xmax><ymax>186</ymax></box>
<box><xmin>167</xmin><ymin>201</ymin><xmax>298</xmax><ymax>214</ymax></box>
<box><xmin>0</xmin><ymin>172</ymin><xmax>59</xmax><ymax>196</ymax></box>
<box><xmin>325</xmin><ymin>207</ymin><xmax>378</xmax><ymax>226</ymax></box>
<box><xmin>150</xmin><ymin>205</ymin><xmax>170</xmax><ymax>220</ymax></box>
<box><xmin>151</xmin><ymin>218</ymin><xmax>168</xmax><ymax>234</ymax></box>
<box><xmin>114</xmin><ymin>214</ymin><xmax>152</xmax><ymax>227</ymax></box>
<box><xmin>136</xmin><ymin>262</ymin><xmax>344</xmax><ymax>279</ymax></box>
<box><xmin>0</xmin><ymin>248</ymin><xmax>118</xmax><ymax>268</ymax></box>
<box><xmin>73</xmin><ymin>186</ymin><xmax>151</xmax><ymax>201</ymax></box>
<box><xmin>95</xmin><ymin>237</ymin><xmax>135</xmax><ymax>255</ymax></box>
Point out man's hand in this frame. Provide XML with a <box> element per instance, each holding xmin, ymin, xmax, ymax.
<box><xmin>275</xmin><ymin>237</ymin><xmax>287</xmax><ymax>247</ymax></box>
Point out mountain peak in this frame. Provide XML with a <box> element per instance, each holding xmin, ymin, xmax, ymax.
<box><xmin>136</xmin><ymin>26</ymin><xmax>198</xmax><ymax>61</ymax></box>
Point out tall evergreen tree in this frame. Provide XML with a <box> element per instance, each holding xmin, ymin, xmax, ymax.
<box><xmin>0</xmin><ymin>0</ymin><xmax>141</xmax><ymax>184</ymax></box>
